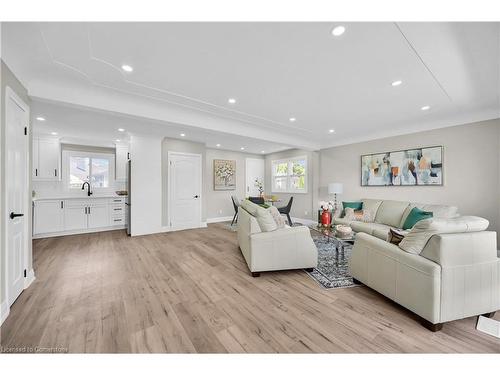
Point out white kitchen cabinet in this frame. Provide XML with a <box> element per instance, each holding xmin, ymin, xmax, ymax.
<box><xmin>115</xmin><ymin>144</ymin><xmax>129</xmax><ymax>181</ymax></box>
<box><xmin>33</xmin><ymin>197</ymin><xmax>125</xmax><ymax>238</ymax></box>
<box><xmin>34</xmin><ymin>200</ymin><xmax>64</xmax><ymax>234</ymax></box>
<box><xmin>33</xmin><ymin>136</ymin><xmax>60</xmax><ymax>181</ymax></box>
<box><xmin>87</xmin><ymin>202</ymin><xmax>110</xmax><ymax>229</ymax></box>
<box><xmin>64</xmin><ymin>204</ymin><xmax>87</xmax><ymax>231</ymax></box>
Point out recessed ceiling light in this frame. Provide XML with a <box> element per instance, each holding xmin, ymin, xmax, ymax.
<box><xmin>240</xmin><ymin>147</ymin><xmax>245</xmax><ymax>150</ymax></box>
<box><xmin>391</xmin><ymin>80</ymin><xmax>403</xmax><ymax>87</ymax></box>
<box><xmin>115</xmin><ymin>139</ymin><xmax>121</xmax><ymax>142</ymax></box>
<box><xmin>51</xmin><ymin>132</ymin><xmax>58</xmax><ymax>135</ymax></box>
<box><xmin>118</xmin><ymin>128</ymin><xmax>125</xmax><ymax>132</ymax></box>
<box><xmin>216</xmin><ymin>144</ymin><xmax>221</xmax><ymax>147</ymax></box>
<box><xmin>331</xmin><ymin>26</ymin><xmax>346</xmax><ymax>37</ymax></box>
<box><xmin>261</xmin><ymin>151</ymin><xmax>265</xmax><ymax>153</ymax></box>
<box><xmin>180</xmin><ymin>133</ymin><xmax>186</xmax><ymax>137</ymax></box>
<box><xmin>228</xmin><ymin>98</ymin><xmax>236</xmax><ymax>104</ymax></box>
<box><xmin>36</xmin><ymin>117</ymin><xmax>45</xmax><ymax>121</ymax></box>
<box><xmin>329</xmin><ymin>129</ymin><xmax>335</xmax><ymax>133</ymax></box>
<box><xmin>421</xmin><ymin>105</ymin><xmax>431</xmax><ymax>111</ymax></box>
<box><xmin>121</xmin><ymin>64</ymin><xmax>133</xmax><ymax>72</ymax></box>
<box><xmin>289</xmin><ymin>117</ymin><xmax>296</xmax><ymax>122</ymax></box>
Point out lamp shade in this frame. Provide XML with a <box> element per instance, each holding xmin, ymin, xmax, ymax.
<box><xmin>328</xmin><ymin>183</ymin><xmax>343</xmax><ymax>194</ymax></box>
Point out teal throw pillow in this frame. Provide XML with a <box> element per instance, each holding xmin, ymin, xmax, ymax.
<box><xmin>402</xmin><ymin>207</ymin><xmax>433</xmax><ymax>230</ymax></box>
<box><xmin>341</xmin><ymin>201</ymin><xmax>363</xmax><ymax>217</ymax></box>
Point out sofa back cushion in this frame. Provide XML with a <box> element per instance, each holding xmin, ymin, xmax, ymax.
<box><xmin>399</xmin><ymin>216</ymin><xmax>490</xmax><ymax>254</ymax></box>
<box><xmin>399</xmin><ymin>203</ymin><xmax>459</xmax><ymax>228</ymax></box>
<box><xmin>241</xmin><ymin>199</ymin><xmax>278</xmax><ymax>232</ymax></box>
<box><xmin>374</xmin><ymin>200</ymin><xmax>411</xmax><ymax>227</ymax></box>
<box><xmin>361</xmin><ymin>199</ymin><xmax>383</xmax><ymax>218</ymax></box>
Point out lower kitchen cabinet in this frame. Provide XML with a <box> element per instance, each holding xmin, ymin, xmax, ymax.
<box><xmin>64</xmin><ymin>205</ymin><xmax>88</xmax><ymax>231</ymax></box>
<box><xmin>33</xmin><ymin>200</ymin><xmax>64</xmax><ymax>234</ymax></box>
<box><xmin>33</xmin><ymin>197</ymin><xmax>126</xmax><ymax>237</ymax></box>
<box><xmin>87</xmin><ymin>202</ymin><xmax>110</xmax><ymax>229</ymax></box>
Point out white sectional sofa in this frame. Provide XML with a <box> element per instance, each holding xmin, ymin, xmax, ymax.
<box><xmin>237</xmin><ymin>200</ymin><xmax>317</xmax><ymax>277</ymax></box>
<box><xmin>338</xmin><ymin>199</ymin><xmax>500</xmax><ymax>331</ymax></box>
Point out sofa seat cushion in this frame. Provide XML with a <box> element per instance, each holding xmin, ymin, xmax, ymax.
<box><xmin>351</xmin><ymin>221</ymin><xmax>391</xmax><ymax>237</ymax></box>
<box><xmin>399</xmin><ymin>216</ymin><xmax>490</xmax><ymax>254</ymax></box>
<box><xmin>333</xmin><ymin>217</ymin><xmax>353</xmax><ymax>226</ymax></box>
<box><xmin>375</xmin><ymin>200</ymin><xmax>411</xmax><ymax>227</ymax></box>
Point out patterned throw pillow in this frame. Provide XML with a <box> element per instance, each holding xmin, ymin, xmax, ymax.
<box><xmin>387</xmin><ymin>228</ymin><xmax>405</xmax><ymax>245</ymax></box>
<box><xmin>269</xmin><ymin>206</ymin><xmax>286</xmax><ymax>228</ymax></box>
<box><xmin>344</xmin><ymin>208</ymin><xmax>374</xmax><ymax>223</ymax></box>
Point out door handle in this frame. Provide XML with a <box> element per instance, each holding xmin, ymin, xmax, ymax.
<box><xmin>10</xmin><ymin>212</ymin><xmax>24</xmax><ymax>219</ymax></box>
<box><xmin>194</xmin><ymin>195</ymin><xmax>199</xmax><ymax>198</ymax></box>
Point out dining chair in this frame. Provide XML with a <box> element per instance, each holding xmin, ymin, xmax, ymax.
<box><xmin>231</xmin><ymin>195</ymin><xmax>240</xmax><ymax>226</ymax></box>
<box><xmin>278</xmin><ymin>197</ymin><xmax>294</xmax><ymax>226</ymax></box>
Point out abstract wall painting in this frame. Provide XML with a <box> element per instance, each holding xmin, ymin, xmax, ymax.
<box><xmin>214</xmin><ymin>159</ymin><xmax>236</xmax><ymax>190</ymax></box>
<box><xmin>361</xmin><ymin>146</ymin><xmax>443</xmax><ymax>186</ymax></box>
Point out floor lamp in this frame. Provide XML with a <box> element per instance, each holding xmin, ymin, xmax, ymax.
<box><xmin>328</xmin><ymin>183</ymin><xmax>343</xmax><ymax>214</ymax></box>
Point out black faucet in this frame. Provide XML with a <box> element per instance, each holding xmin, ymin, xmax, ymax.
<box><xmin>81</xmin><ymin>182</ymin><xmax>93</xmax><ymax>196</ymax></box>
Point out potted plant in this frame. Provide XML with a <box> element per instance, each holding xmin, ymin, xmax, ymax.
<box><xmin>319</xmin><ymin>201</ymin><xmax>334</xmax><ymax>227</ymax></box>
<box><xmin>254</xmin><ymin>178</ymin><xmax>264</xmax><ymax>197</ymax></box>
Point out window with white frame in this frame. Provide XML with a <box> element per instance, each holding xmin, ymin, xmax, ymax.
<box><xmin>63</xmin><ymin>149</ymin><xmax>115</xmax><ymax>190</ymax></box>
<box><xmin>271</xmin><ymin>156</ymin><xmax>307</xmax><ymax>193</ymax></box>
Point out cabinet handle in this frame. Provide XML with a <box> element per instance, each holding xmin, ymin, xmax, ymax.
<box><xmin>35</xmin><ymin>168</ymin><xmax>38</xmax><ymax>176</ymax></box>
<box><xmin>88</xmin><ymin>206</ymin><xmax>91</xmax><ymax>215</ymax></box>
<box><xmin>55</xmin><ymin>169</ymin><xmax>57</xmax><ymax>177</ymax></box>
<box><xmin>113</xmin><ymin>199</ymin><xmax>121</xmax><ymax>202</ymax></box>
<box><xmin>85</xmin><ymin>207</ymin><xmax>87</xmax><ymax>214</ymax></box>
<box><xmin>114</xmin><ymin>208</ymin><xmax>122</xmax><ymax>211</ymax></box>
<box><xmin>61</xmin><ymin>201</ymin><xmax>64</xmax><ymax>209</ymax></box>
<box><xmin>114</xmin><ymin>219</ymin><xmax>122</xmax><ymax>222</ymax></box>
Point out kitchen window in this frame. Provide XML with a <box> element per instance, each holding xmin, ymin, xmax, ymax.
<box><xmin>63</xmin><ymin>149</ymin><xmax>115</xmax><ymax>191</ymax></box>
<box><xmin>271</xmin><ymin>156</ymin><xmax>307</xmax><ymax>193</ymax></box>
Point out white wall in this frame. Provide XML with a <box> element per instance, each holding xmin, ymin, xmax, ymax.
<box><xmin>319</xmin><ymin>119</ymin><xmax>500</xmax><ymax>243</ymax></box>
<box><xmin>130</xmin><ymin>135</ymin><xmax>163</xmax><ymax>236</ymax></box>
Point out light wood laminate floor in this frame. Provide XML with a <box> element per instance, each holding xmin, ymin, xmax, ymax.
<box><xmin>1</xmin><ymin>225</ymin><xmax>499</xmax><ymax>353</ymax></box>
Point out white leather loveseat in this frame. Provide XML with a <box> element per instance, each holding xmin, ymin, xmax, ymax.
<box><xmin>340</xmin><ymin>199</ymin><xmax>500</xmax><ymax>331</ymax></box>
<box><xmin>237</xmin><ymin>200</ymin><xmax>317</xmax><ymax>277</ymax></box>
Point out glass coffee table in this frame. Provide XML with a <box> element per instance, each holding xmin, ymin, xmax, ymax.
<box><xmin>309</xmin><ymin>224</ymin><xmax>356</xmax><ymax>253</ymax></box>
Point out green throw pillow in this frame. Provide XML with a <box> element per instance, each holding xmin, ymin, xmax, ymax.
<box><xmin>341</xmin><ymin>201</ymin><xmax>363</xmax><ymax>217</ymax></box>
<box><xmin>402</xmin><ymin>207</ymin><xmax>433</xmax><ymax>230</ymax></box>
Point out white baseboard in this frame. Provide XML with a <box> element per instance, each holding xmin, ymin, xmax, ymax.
<box><xmin>25</xmin><ymin>268</ymin><xmax>36</xmax><ymax>289</ymax></box>
<box><xmin>1</xmin><ymin>300</ymin><xmax>9</xmax><ymax>326</ymax></box>
<box><xmin>207</xmin><ymin>216</ymin><xmax>233</xmax><ymax>224</ymax></box>
<box><xmin>33</xmin><ymin>224</ymin><xmax>127</xmax><ymax>239</ymax></box>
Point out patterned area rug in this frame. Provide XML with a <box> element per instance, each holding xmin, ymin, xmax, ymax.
<box><xmin>306</xmin><ymin>233</ymin><xmax>358</xmax><ymax>289</ymax></box>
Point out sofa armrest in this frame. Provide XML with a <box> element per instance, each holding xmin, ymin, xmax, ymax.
<box><xmin>420</xmin><ymin>231</ymin><xmax>498</xmax><ymax>267</ymax></box>
<box><xmin>247</xmin><ymin>226</ymin><xmax>318</xmax><ymax>272</ymax></box>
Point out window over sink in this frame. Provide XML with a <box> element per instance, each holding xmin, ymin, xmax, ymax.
<box><xmin>271</xmin><ymin>155</ymin><xmax>307</xmax><ymax>193</ymax></box>
<box><xmin>63</xmin><ymin>149</ymin><xmax>115</xmax><ymax>191</ymax></box>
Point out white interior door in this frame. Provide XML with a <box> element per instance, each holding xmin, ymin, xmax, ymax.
<box><xmin>246</xmin><ymin>158</ymin><xmax>265</xmax><ymax>197</ymax></box>
<box><xmin>5</xmin><ymin>88</ymin><xmax>29</xmax><ymax>306</ymax></box>
<box><xmin>168</xmin><ymin>152</ymin><xmax>202</xmax><ymax>231</ymax></box>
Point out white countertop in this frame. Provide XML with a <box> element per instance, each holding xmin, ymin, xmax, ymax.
<box><xmin>32</xmin><ymin>194</ymin><xmax>128</xmax><ymax>201</ymax></box>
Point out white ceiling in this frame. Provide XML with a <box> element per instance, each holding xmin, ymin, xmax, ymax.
<box><xmin>2</xmin><ymin>22</ymin><xmax>499</xmax><ymax>150</ymax></box>
<box><xmin>30</xmin><ymin>99</ymin><xmax>287</xmax><ymax>155</ymax></box>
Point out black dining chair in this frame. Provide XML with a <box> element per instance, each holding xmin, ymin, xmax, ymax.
<box><xmin>278</xmin><ymin>197</ymin><xmax>294</xmax><ymax>226</ymax></box>
<box><xmin>248</xmin><ymin>196</ymin><xmax>265</xmax><ymax>205</ymax></box>
<box><xmin>231</xmin><ymin>195</ymin><xmax>240</xmax><ymax>226</ymax></box>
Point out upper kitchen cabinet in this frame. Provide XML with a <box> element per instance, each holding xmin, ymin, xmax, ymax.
<box><xmin>115</xmin><ymin>143</ymin><xmax>129</xmax><ymax>182</ymax></box>
<box><xmin>33</xmin><ymin>136</ymin><xmax>61</xmax><ymax>181</ymax></box>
